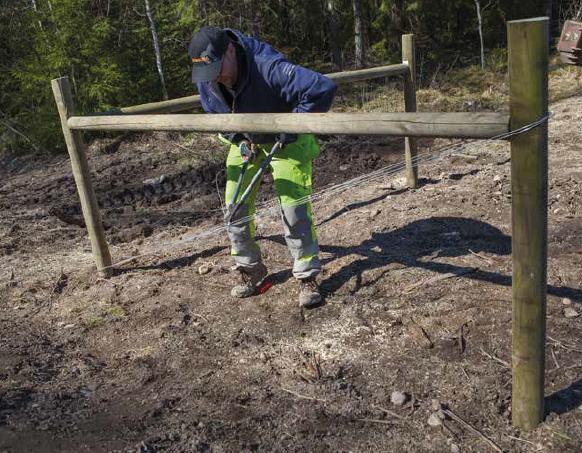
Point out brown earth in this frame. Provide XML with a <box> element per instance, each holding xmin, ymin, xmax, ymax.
<box><xmin>0</xmin><ymin>96</ymin><xmax>581</xmax><ymax>452</ymax></box>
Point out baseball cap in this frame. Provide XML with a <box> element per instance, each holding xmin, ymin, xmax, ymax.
<box><xmin>188</xmin><ymin>26</ymin><xmax>230</xmax><ymax>83</ymax></box>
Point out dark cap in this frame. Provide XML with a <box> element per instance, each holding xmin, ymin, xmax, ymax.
<box><xmin>188</xmin><ymin>26</ymin><xmax>230</xmax><ymax>83</ymax></box>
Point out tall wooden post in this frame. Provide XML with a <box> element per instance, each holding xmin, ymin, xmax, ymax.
<box><xmin>508</xmin><ymin>17</ymin><xmax>549</xmax><ymax>430</ymax></box>
<box><xmin>402</xmin><ymin>34</ymin><xmax>418</xmax><ymax>188</ymax></box>
<box><xmin>51</xmin><ymin>77</ymin><xmax>113</xmax><ymax>277</ymax></box>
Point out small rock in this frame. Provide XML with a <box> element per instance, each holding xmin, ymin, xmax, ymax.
<box><xmin>564</xmin><ymin>307</ymin><xmax>579</xmax><ymax>319</ymax></box>
<box><xmin>562</xmin><ymin>298</ymin><xmax>572</xmax><ymax>305</ymax></box>
<box><xmin>450</xmin><ymin>443</ymin><xmax>460</xmax><ymax>453</ymax></box>
<box><xmin>198</xmin><ymin>264</ymin><xmax>212</xmax><ymax>275</ymax></box>
<box><xmin>63</xmin><ymin>324</ymin><xmax>76</xmax><ymax>329</ymax></box>
<box><xmin>339</xmin><ymin>164</ymin><xmax>350</xmax><ymax>171</ymax></box>
<box><xmin>259</xmin><ymin>352</ymin><xmax>268</xmax><ymax>363</ymax></box>
<box><xmin>427</xmin><ymin>412</ymin><xmax>443</xmax><ymax>427</ymax></box>
<box><xmin>493</xmin><ymin>175</ymin><xmax>502</xmax><ymax>182</ymax></box>
<box><xmin>390</xmin><ymin>391</ymin><xmax>408</xmax><ymax>406</ymax></box>
<box><xmin>430</xmin><ymin>399</ymin><xmax>442</xmax><ymax>411</ymax></box>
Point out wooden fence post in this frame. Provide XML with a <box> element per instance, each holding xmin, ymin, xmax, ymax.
<box><xmin>508</xmin><ymin>17</ymin><xmax>549</xmax><ymax>430</ymax></box>
<box><xmin>51</xmin><ymin>77</ymin><xmax>113</xmax><ymax>277</ymax></box>
<box><xmin>402</xmin><ymin>34</ymin><xmax>418</xmax><ymax>188</ymax></box>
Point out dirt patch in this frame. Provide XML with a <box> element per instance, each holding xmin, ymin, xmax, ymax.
<box><xmin>1</xmin><ymin>98</ymin><xmax>581</xmax><ymax>452</ymax></box>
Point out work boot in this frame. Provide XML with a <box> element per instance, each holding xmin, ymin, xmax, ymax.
<box><xmin>231</xmin><ymin>263</ymin><xmax>268</xmax><ymax>298</ymax></box>
<box><xmin>298</xmin><ymin>277</ymin><xmax>322</xmax><ymax>308</ymax></box>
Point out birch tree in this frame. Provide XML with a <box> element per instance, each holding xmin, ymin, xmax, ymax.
<box><xmin>353</xmin><ymin>0</ymin><xmax>365</xmax><ymax>68</ymax></box>
<box><xmin>144</xmin><ymin>0</ymin><xmax>168</xmax><ymax>100</ymax></box>
<box><xmin>474</xmin><ymin>0</ymin><xmax>485</xmax><ymax>69</ymax></box>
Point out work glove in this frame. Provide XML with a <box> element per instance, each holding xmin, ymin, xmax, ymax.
<box><xmin>239</xmin><ymin>140</ymin><xmax>254</xmax><ymax>162</ymax></box>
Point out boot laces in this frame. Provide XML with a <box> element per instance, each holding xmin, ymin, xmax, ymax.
<box><xmin>238</xmin><ymin>268</ymin><xmax>252</xmax><ymax>284</ymax></box>
<box><xmin>301</xmin><ymin>278</ymin><xmax>318</xmax><ymax>292</ymax></box>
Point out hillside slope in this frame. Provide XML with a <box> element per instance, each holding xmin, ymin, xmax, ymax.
<box><xmin>0</xmin><ymin>96</ymin><xmax>581</xmax><ymax>452</ymax></box>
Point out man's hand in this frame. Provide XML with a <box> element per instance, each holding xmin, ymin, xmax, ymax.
<box><xmin>239</xmin><ymin>140</ymin><xmax>254</xmax><ymax>162</ymax></box>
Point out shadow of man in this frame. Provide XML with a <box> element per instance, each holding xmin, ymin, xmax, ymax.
<box><xmin>318</xmin><ymin>216</ymin><xmax>582</xmax><ymax>303</ymax></box>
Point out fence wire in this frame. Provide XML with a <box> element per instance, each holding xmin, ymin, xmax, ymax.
<box><xmin>108</xmin><ymin>113</ymin><xmax>549</xmax><ymax>269</ymax></box>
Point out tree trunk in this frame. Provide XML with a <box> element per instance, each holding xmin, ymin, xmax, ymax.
<box><xmin>326</xmin><ymin>0</ymin><xmax>342</xmax><ymax>70</ymax></box>
<box><xmin>474</xmin><ymin>0</ymin><xmax>485</xmax><ymax>70</ymax></box>
<box><xmin>544</xmin><ymin>0</ymin><xmax>552</xmax><ymax>18</ymax></box>
<box><xmin>30</xmin><ymin>0</ymin><xmax>43</xmax><ymax>30</ymax></box>
<box><xmin>144</xmin><ymin>0</ymin><xmax>168</xmax><ymax>100</ymax></box>
<box><xmin>199</xmin><ymin>0</ymin><xmax>208</xmax><ymax>25</ymax></box>
<box><xmin>353</xmin><ymin>0</ymin><xmax>365</xmax><ymax>68</ymax></box>
<box><xmin>392</xmin><ymin>0</ymin><xmax>405</xmax><ymax>34</ymax></box>
<box><xmin>278</xmin><ymin>0</ymin><xmax>289</xmax><ymax>31</ymax></box>
<box><xmin>248</xmin><ymin>0</ymin><xmax>260</xmax><ymax>38</ymax></box>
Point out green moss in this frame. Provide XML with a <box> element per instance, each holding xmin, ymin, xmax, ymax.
<box><xmin>107</xmin><ymin>305</ymin><xmax>126</xmax><ymax>319</ymax></box>
<box><xmin>85</xmin><ymin>317</ymin><xmax>106</xmax><ymax>329</ymax></box>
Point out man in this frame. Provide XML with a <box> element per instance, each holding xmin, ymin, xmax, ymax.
<box><xmin>188</xmin><ymin>26</ymin><xmax>336</xmax><ymax>307</ymax></box>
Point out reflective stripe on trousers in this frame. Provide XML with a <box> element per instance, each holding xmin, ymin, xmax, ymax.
<box><xmin>224</xmin><ymin>134</ymin><xmax>321</xmax><ymax>279</ymax></box>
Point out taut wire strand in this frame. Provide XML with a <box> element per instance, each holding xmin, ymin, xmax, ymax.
<box><xmin>106</xmin><ymin>114</ymin><xmax>549</xmax><ymax>269</ymax></box>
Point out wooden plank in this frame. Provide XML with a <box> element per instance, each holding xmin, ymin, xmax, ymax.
<box><xmin>68</xmin><ymin>112</ymin><xmax>510</xmax><ymax>139</ymax></box>
<box><xmin>326</xmin><ymin>63</ymin><xmax>409</xmax><ymax>83</ymax></box>
<box><xmin>402</xmin><ymin>34</ymin><xmax>418</xmax><ymax>188</ymax></box>
<box><xmin>113</xmin><ymin>64</ymin><xmax>409</xmax><ymax>115</ymax></box>
<box><xmin>119</xmin><ymin>95</ymin><xmax>201</xmax><ymax>114</ymax></box>
<box><xmin>51</xmin><ymin>77</ymin><xmax>113</xmax><ymax>277</ymax></box>
<box><xmin>508</xmin><ymin>17</ymin><xmax>549</xmax><ymax>430</ymax></box>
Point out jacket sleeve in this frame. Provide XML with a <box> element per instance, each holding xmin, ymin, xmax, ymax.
<box><xmin>262</xmin><ymin>58</ymin><xmax>337</xmax><ymax>113</ymax></box>
<box><xmin>197</xmin><ymin>82</ymin><xmax>218</xmax><ymax>114</ymax></box>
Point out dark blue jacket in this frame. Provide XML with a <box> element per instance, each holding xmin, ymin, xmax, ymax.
<box><xmin>197</xmin><ymin>29</ymin><xmax>337</xmax><ymax>144</ymax></box>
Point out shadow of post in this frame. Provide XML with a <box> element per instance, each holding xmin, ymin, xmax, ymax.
<box><xmin>545</xmin><ymin>379</ymin><xmax>582</xmax><ymax>416</ymax></box>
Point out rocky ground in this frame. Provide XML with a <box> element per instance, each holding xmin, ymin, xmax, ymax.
<box><xmin>0</xmin><ymin>95</ymin><xmax>581</xmax><ymax>452</ymax></box>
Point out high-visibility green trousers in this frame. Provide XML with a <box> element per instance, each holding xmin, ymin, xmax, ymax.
<box><xmin>225</xmin><ymin>134</ymin><xmax>321</xmax><ymax>279</ymax></box>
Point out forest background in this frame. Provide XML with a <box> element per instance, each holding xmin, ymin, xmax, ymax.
<box><xmin>0</xmin><ymin>0</ymin><xmax>578</xmax><ymax>153</ymax></box>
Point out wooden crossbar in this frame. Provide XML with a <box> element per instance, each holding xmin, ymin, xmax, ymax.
<box><xmin>68</xmin><ymin>112</ymin><xmax>510</xmax><ymax>139</ymax></box>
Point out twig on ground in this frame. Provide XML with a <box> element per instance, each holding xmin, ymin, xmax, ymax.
<box><xmin>441</xmin><ymin>407</ymin><xmax>504</xmax><ymax>452</ymax></box>
<box><xmin>468</xmin><ymin>249</ymin><xmax>496</xmax><ymax>265</ymax></box>
<box><xmin>409</xmin><ymin>318</ymin><xmax>434</xmax><ymax>349</ymax></box>
<box><xmin>548</xmin><ymin>363</ymin><xmax>582</xmax><ymax>374</ymax></box>
<box><xmin>280</xmin><ymin>387</ymin><xmax>327</xmax><ymax>403</ymax></box>
<box><xmin>547</xmin><ymin>335</ymin><xmax>582</xmax><ymax>354</ymax></box>
<box><xmin>191</xmin><ymin>312</ymin><xmax>210</xmax><ymax>323</ymax></box>
<box><xmin>403</xmin><ymin>267</ymin><xmax>477</xmax><ymax>294</ymax></box>
<box><xmin>479</xmin><ymin>348</ymin><xmax>510</xmax><ymax>369</ymax></box>
<box><xmin>551</xmin><ymin>347</ymin><xmax>560</xmax><ymax>370</ymax></box>
<box><xmin>460</xmin><ymin>365</ymin><xmax>471</xmax><ymax>382</ymax></box>
<box><xmin>356</xmin><ymin>418</ymin><xmax>395</xmax><ymax>425</ymax></box>
<box><xmin>372</xmin><ymin>405</ymin><xmax>406</xmax><ymax>420</ymax></box>
<box><xmin>507</xmin><ymin>435</ymin><xmax>542</xmax><ymax>450</ymax></box>
<box><xmin>451</xmin><ymin>152</ymin><xmax>479</xmax><ymax>161</ymax></box>
<box><xmin>442</xmin><ymin>420</ymin><xmax>461</xmax><ymax>440</ymax></box>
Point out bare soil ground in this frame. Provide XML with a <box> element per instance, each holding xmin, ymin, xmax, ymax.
<box><xmin>0</xmin><ymin>96</ymin><xmax>581</xmax><ymax>453</ymax></box>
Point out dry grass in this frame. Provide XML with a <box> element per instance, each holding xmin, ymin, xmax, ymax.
<box><xmin>333</xmin><ymin>55</ymin><xmax>582</xmax><ymax>115</ymax></box>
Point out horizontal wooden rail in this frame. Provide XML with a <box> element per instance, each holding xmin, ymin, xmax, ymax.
<box><xmin>326</xmin><ymin>63</ymin><xmax>409</xmax><ymax>83</ymax></box>
<box><xmin>68</xmin><ymin>112</ymin><xmax>510</xmax><ymax>139</ymax></box>
<box><xmin>113</xmin><ymin>63</ymin><xmax>410</xmax><ymax>115</ymax></box>
<box><xmin>119</xmin><ymin>95</ymin><xmax>201</xmax><ymax>114</ymax></box>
